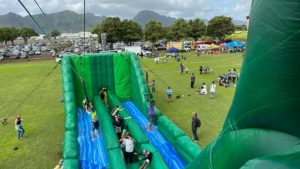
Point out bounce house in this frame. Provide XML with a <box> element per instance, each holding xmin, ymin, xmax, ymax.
<box><xmin>61</xmin><ymin>1</ymin><xmax>300</xmax><ymax>169</ymax></box>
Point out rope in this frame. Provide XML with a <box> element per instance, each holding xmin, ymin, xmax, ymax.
<box><xmin>1</xmin><ymin>63</ymin><xmax>59</xmax><ymax>122</ymax></box>
<box><xmin>18</xmin><ymin>0</ymin><xmax>58</xmax><ymax>52</ymax></box>
<box><xmin>83</xmin><ymin>0</ymin><xmax>86</xmax><ymax>54</ymax></box>
<box><xmin>33</xmin><ymin>0</ymin><xmax>53</xmax><ymax>30</ymax></box>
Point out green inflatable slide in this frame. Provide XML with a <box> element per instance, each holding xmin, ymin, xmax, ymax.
<box><xmin>61</xmin><ymin>0</ymin><xmax>300</xmax><ymax>168</ymax></box>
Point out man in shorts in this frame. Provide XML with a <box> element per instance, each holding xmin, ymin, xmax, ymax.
<box><xmin>166</xmin><ymin>86</ymin><xmax>173</xmax><ymax>103</ymax></box>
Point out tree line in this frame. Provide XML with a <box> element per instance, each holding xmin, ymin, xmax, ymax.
<box><xmin>0</xmin><ymin>27</ymin><xmax>38</xmax><ymax>45</ymax></box>
<box><xmin>0</xmin><ymin>27</ymin><xmax>63</xmax><ymax>45</ymax></box>
<box><xmin>92</xmin><ymin>15</ymin><xmax>237</xmax><ymax>47</ymax></box>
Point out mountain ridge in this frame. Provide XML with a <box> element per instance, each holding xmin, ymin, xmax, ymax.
<box><xmin>0</xmin><ymin>10</ymin><xmax>245</xmax><ymax>33</ymax></box>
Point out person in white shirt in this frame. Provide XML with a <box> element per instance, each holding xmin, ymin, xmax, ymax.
<box><xmin>210</xmin><ymin>81</ymin><xmax>217</xmax><ymax>98</ymax></box>
<box><xmin>122</xmin><ymin>135</ymin><xmax>135</xmax><ymax>163</ymax></box>
<box><xmin>200</xmin><ymin>83</ymin><xmax>207</xmax><ymax>95</ymax></box>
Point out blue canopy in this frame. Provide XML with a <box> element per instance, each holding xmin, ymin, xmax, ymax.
<box><xmin>224</xmin><ymin>41</ymin><xmax>245</xmax><ymax>47</ymax></box>
<box><xmin>167</xmin><ymin>47</ymin><xmax>179</xmax><ymax>53</ymax></box>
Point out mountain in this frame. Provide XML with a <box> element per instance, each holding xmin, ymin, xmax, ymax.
<box><xmin>232</xmin><ymin>19</ymin><xmax>246</xmax><ymax>26</ymax></box>
<box><xmin>0</xmin><ymin>10</ymin><xmax>105</xmax><ymax>34</ymax></box>
<box><xmin>0</xmin><ymin>10</ymin><xmax>246</xmax><ymax>33</ymax></box>
<box><xmin>0</xmin><ymin>12</ymin><xmax>30</xmax><ymax>27</ymax></box>
<box><xmin>133</xmin><ymin>10</ymin><xmax>176</xmax><ymax>28</ymax></box>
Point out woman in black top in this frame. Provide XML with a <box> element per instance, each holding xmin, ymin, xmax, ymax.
<box><xmin>15</xmin><ymin>114</ymin><xmax>25</xmax><ymax>140</ymax></box>
<box><xmin>139</xmin><ymin>150</ymin><xmax>153</xmax><ymax>169</ymax></box>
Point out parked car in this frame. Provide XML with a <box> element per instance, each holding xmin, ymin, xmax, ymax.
<box><xmin>35</xmin><ymin>50</ymin><xmax>41</xmax><ymax>55</ymax></box>
<box><xmin>28</xmin><ymin>51</ymin><xmax>35</xmax><ymax>56</ymax></box>
<box><xmin>41</xmin><ymin>46</ymin><xmax>47</xmax><ymax>52</ymax></box>
<box><xmin>20</xmin><ymin>51</ymin><xmax>28</xmax><ymax>59</ymax></box>
<box><xmin>12</xmin><ymin>50</ymin><xmax>21</xmax><ymax>56</ymax></box>
<box><xmin>184</xmin><ymin>46</ymin><xmax>191</xmax><ymax>52</ymax></box>
<box><xmin>3</xmin><ymin>51</ymin><xmax>13</xmax><ymax>58</ymax></box>
<box><xmin>196</xmin><ymin>44</ymin><xmax>210</xmax><ymax>52</ymax></box>
<box><xmin>142</xmin><ymin>50</ymin><xmax>151</xmax><ymax>57</ymax></box>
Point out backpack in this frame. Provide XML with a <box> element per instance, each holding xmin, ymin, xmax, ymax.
<box><xmin>195</xmin><ymin>118</ymin><xmax>201</xmax><ymax>128</ymax></box>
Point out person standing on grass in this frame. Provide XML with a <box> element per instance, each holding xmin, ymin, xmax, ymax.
<box><xmin>232</xmin><ymin>68</ymin><xmax>237</xmax><ymax>84</ymax></box>
<box><xmin>151</xmin><ymin>80</ymin><xmax>156</xmax><ymax>93</ymax></box>
<box><xmin>191</xmin><ymin>73</ymin><xmax>196</xmax><ymax>88</ymax></box>
<box><xmin>15</xmin><ymin>113</ymin><xmax>25</xmax><ymax>140</ymax></box>
<box><xmin>166</xmin><ymin>86</ymin><xmax>173</xmax><ymax>103</ymax></box>
<box><xmin>192</xmin><ymin>112</ymin><xmax>201</xmax><ymax>142</ymax></box>
<box><xmin>185</xmin><ymin>66</ymin><xmax>189</xmax><ymax>74</ymax></box>
<box><xmin>209</xmin><ymin>81</ymin><xmax>217</xmax><ymax>98</ymax></box>
<box><xmin>199</xmin><ymin>66</ymin><xmax>203</xmax><ymax>74</ymax></box>
<box><xmin>179</xmin><ymin>63</ymin><xmax>184</xmax><ymax>74</ymax></box>
<box><xmin>145</xmin><ymin>70</ymin><xmax>149</xmax><ymax>84</ymax></box>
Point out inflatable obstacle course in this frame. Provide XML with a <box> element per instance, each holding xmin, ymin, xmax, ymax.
<box><xmin>61</xmin><ymin>1</ymin><xmax>300</xmax><ymax>168</ymax></box>
<box><xmin>61</xmin><ymin>52</ymin><xmax>201</xmax><ymax>169</ymax></box>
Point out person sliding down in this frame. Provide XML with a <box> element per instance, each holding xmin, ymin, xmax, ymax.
<box><xmin>147</xmin><ymin>100</ymin><xmax>155</xmax><ymax>131</ymax></box>
<box><xmin>99</xmin><ymin>87</ymin><xmax>107</xmax><ymax>105</ymax></box>
<box><xmin>83</xmin><ymin>98</ymin><xmax>94</xmax><ymax>113</ymax></box>
<box><xmin>113</xmin><ymin>115</ymin><xmax>123</xmax><ymax>139</ymax></box>
<box><xmin>139</xmin><ymin>150</ymin><xmax>153</xmax><ymax>169</ymax></box>
<box><xmin>91</xmin><ymin>112</ymin><xmax>100</xmax><ymax>140</ymax></box>
<box><xmin>111</xmin><ymin>105</ymin><xmax>123</xmax><ymax>117</ymax></box>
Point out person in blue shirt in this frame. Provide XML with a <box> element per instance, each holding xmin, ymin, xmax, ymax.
<box><xmin>166</xmin><ymin>86</ymin><xmax>173</xmax><ymax>103</ymax></box>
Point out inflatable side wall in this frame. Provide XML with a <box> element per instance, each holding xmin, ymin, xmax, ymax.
<box><xmin>187</xmin><ymin>0</ymin><xmax>300</xmax><ymax>168</ymax></box>
<box><xmin>61</xmin><ymin>56</ymin><xmax>79</xmax><ymax>169</ymax></box>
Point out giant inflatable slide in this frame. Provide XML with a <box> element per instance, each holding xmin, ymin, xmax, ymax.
<box><xmin>61</xmin><ymin>0</ymin><xmax>300</xmax><ymax>169</ymax></box>
<box><xmin>61</xmin><ymin>52</ymin><xmax>201</xmax><ymax>169</ymax></box>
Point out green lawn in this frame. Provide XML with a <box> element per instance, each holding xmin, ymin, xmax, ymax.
<box><xmin>140</xmin><ymin>52</ymin><xmax>243</xmax><ymax>147</ymax></box>
<box><xmin>0</xmin><ymin>52</ymin><xmax>243</xmax><ymax>168</ymax></box>
<box><xmin>0</xmin><ymin>60</ymin><xmax>64</xmax><ymax>169</ymax></box>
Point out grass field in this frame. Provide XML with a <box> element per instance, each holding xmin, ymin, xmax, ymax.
<box><xmin>0</xmin><ymin>52</ymin><xmax>243</xmax><ymax>168</ymax></box>
<box><xmin>0</xmin><ymin>61</ymin><xmax>64</xmax><ymax>169</ymax></box>
<box><xmin>141</xmin><ymin>52</ymin><xmax>243</xmax><ymax>147</ymax></box>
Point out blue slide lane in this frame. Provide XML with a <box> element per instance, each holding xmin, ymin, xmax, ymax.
<box><xmin>77</xmin><ymin>108</ymin><xmax>109</xmax><ymax>169</ymax></box>
<box><xmin>122</xmin><ymin>101</ymin><xmax>186</xmax><ymax>169</ymax></box>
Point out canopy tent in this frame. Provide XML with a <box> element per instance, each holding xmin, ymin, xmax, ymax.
<box><xmin>209</xmin><ymin>44</ymin><xmax>220</xmax><ymax>49</ymax></box>
<box><xmin>224</xmin><ymin>41</ymin><xmax>245</xmax><ymax>47</ymax></box>
<box><xmin>220</xmin><ymin>42</ymin><xmax>227</xmax><ymax>46</ymax></box>
<box><xmin>167</xmin><ymin>47</ymin><xmax>179</xmax><ymax>53</ymax></box>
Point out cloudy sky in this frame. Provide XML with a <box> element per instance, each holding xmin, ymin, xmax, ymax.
<box><xmin>2</xmin><ymin>0</ymin><xmax>251</xmax><ymax>20</ymax></box>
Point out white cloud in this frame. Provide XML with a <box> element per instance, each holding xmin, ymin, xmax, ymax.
<box><xmin>0</xmin><ymin>0</ymin><xmax>251</xmax><ymax>20</ymax></box>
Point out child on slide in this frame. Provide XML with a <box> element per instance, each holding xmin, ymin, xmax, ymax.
<box><xmin>147</xmin><ymin>100</ymin><xmax>155</xmax><ymax>131</ymax></box>
<box><xmin>91</xmin><ymin>112</ymin><xmax>100</xmax><ymax>140</ymax></box>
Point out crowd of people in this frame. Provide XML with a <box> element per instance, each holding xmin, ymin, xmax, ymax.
<box><xmin>82</xmin><ymin>87</ymin><xmax>154</xmax><ymax>168</ymax></box>
<box><xmin>218</xmin><ymin>68</ymin><xmax>238</xmax><ymax>87</ymax></box>
<box><xmin>144</xmin><ymin>58</ymin><xmax>240</xmax><ymax>144</ymax></box>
